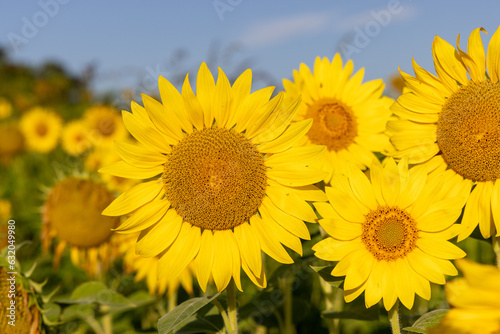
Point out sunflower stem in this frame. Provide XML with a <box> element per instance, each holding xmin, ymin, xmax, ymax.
<box><xmin>226</xmin><ymin>280</ymin><xmax>239</xmax><ymax>334</ymax></box>
<box><xmin>167</xmin><ymin>290</ymin><xmax>178</xmax><ymax>313</ymax></box>
<box><xmin>279</xmin><ymin>276</ymin><xmax>295</xmax><ymax>334</ymax></box>
<box><xmin>388</xmin><ymin>301</ymin><xmax>401</xmax><ymax>334</ymax></box>
<box><xmin>213</xmin><ymin>300</ymin><xmax>232</xmax><ymax>333</ymax></box>
<box><xmin>493</xmin><ymin>237</ymin><xmax>500</xmax><ymax>268</ymax></box>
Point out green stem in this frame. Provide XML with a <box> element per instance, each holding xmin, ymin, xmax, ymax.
<box><xmin>100</xmin><ymin>305</ymin><xmax>112</xmax><ymax>334</ymax></box>
<box><xmin>226</xmin><ymin>280</ymin><xmax>238</xmax><ymax>334</ymax></box>
<box><xmin>213</xmin><ymin>300</ymin><xmax>232</xmax><ymax>334</ymax></box>
<box><xmin>493</xmin><ymin>237</ymin><xmax>500</xmax><ymax>268</ymax></box>
<box><xmin>280</xmin><ymin>276</ymin><xmax>295</xmax><ymax>334</ymax></box>
<box><xmin>319</xmin><ymin>275</ymin><xmax>342</xmax><ymax>334</ymax></box>
<box><xmin>167</xmin><ymin>290</ymin><xmax>178</xmax><ymax>313</ymax></box>
<box><xmin>388</xmin><ymin>301</ymin><xmax>401</xmax><ymax>334</ymax></box>
<box><xmin>85</xmin><ymin>316</ymin><xmax>106</xmax><ymax>334</ymax></box>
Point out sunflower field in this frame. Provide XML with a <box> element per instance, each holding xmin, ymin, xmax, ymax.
<box><xmin>1</xmin><ymin>23</ymin><xmax>500</xmax><ymax>334</ymax></box>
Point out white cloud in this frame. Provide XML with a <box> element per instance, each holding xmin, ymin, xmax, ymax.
<box><xmin>334</xmin><ymin>4</ymin><xmax>418</xmax><ymax>32</ymax></box>
<box><xmin>240</xmin><ymin>12</ymin><xmax>331</xmax><ymax>48</ymax></box>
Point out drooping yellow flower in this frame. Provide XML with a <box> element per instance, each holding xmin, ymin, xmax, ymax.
<box><xmin>283</xmin><ymin>55</ymin><xmax>394</xmax><ymax>182</ymax></box>
<box><xmin>61</xmin><ymin>120</ymin><xmax>92</xmax><ymax>156</ymax></box>
<box><xmin>0</xmin><ymin>97</ymin><xmax>12</xmax><ymax>119</ymax></box>
<box><xmin>120</xmin><ymin>233</ymin><xmax>194</xmax><ymax>297</ymax></box>
<box><xmin>100</xmin><ymin>63</ymin><xmax>327</xmax><ymax>292</ymax></box>
<box><xmin>83</xmin><ymin>105</ymin><xmax>128</xmax><ymax>148</ymax></box>
<box><xmin>19</xmin><ymin>107</ymin><xmax>62</xmax><ymax>153</ymax></box>
<box><xmin>429</xmin><ymin>259</ymin><xmax>500</xmax><ymax>334</ymax></box>
<box><xmin>388</xmin><ymin>26</ymin><xmax>500</xmax><ymax>241</ymax></box>
<box><xmin>42</xmin><ymin>177</ymin><xmax>119</xmax><ymax>277</ymax></box>
<box><xmin>313</xmin><ymin>158</ymin><xmax>469</xmax><ymax>310</ymax></box>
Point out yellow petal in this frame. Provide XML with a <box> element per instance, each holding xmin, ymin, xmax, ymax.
<box><xmin>312</xmin><ymin>238</ymin><xmax>362</xmax><ymax>262</ymax></box>
<box><xmin>394</xmin><ymin>258</ymin><xmax>415</xmax><ymax>310</ymax></box>
<box><xmin>122</xmin><ymin>108</ymin><xmax>173</xmax><ymax>151</ymax></box>
<box><xmin>98</xmin><ymin>160</ymin><xmax>163</xmax><ymax>179</ymax></box>
<box><xmin>432</xmin><ymin>36</ymin><xmax>468</xmax><ymax>87</ymax></box>
<box><xmin>212</xmin><ymin>230</ymin><xmax>234</xmax><ymax>291</ymax></box>
<box><xmin>346</xmin><ymin>163</ymin><xmax>377</xmax><ymax>210</ymax></box>
<box><xmin>265</xmin><ymin>185</ymin><xmax>318</xmax><ymax>223</ymax></box>
<box><xmin>213</xmin><ymin>67</ymin><xmax>231</xmax><ymax>127</ymax></box>
<box><xmin>233</xmin><ymin>223</ymin><xmax>262</xmax><ymax>278</ymax></box>
<box><xmin>261</xmin><ymin>197</ymin><xmax>310</xmax><ymax>240</ymax></box>
<box><xmin>226</xmin><ymin>69</ymin><xmax>252</xmax><ymax>129</ymax></box>
<box><xmin>250</xmin><ymin>215</ymin><xmax>293</xmax><ymax>264</ymax></box>
<box><xmin>258</xmin><ymin>119</ymin><xmax>312</xmax><ymax>154</ymax></box>
<box><xmin>406</xmin><ymin>248</ymin><xmax>446</xmax><ymax>284</ymax></box>
<box><xmin>197</xmin><ymin>62</ymin><xmax>216</xmax><ymax>127</ymax></box>
<box><xmin>114</xmin><ymin>141</ymin><xmax>166</xmax><ymax>168</ymax></box>
<box><xmin>102</xmin><ymin>180</ymin><xmax>163</xmax><ymax>216</ymax></box>
<box><xmin>344</xmin><ymin>249</ymin><xmax>374</xmax><ymax>290</ymax></box>
<box><xmin>265</xmin><ymin>145</ymin><xmax>326</xmax><ymax>167</ymax></box>
<box><xmin>157</xmin><ymin>224</ymin><xmax>201</xmax><ymax>280</ymax></box>
<box><xmin>141</xmin><ymin>93</ymin><xmax>183</xmax><ymax>140</ymax></box>
<box><xmin>487</xmin><ymin>25</ymin><xmax>500</xmax><ymax>82</ymax></box>
<box><xmin>325</xmin><ymin>187</ymin><xmax>365</xmax><ymax>222</ymax></box>
<box><xmin>115</xmin><ymin>199</ymin><xmax>170</xmax><ymax>234</ymax></box>
<box><xmin>195</xmin><ymin>229</ymin><xmax>215</xmax><ymax>292</ymax></box>
<box><xmin>259</xmin><ymin>208</ymin><xmax>303</xmax><ymax>256</ymax></box>
<box><xmin>417</xmin><ymin>238</ymin><xmax>466</xmax><ymax>260</ymax></box>
<box><xmin>135</xmin><ymin>209</ymin><xmax>182</xmax><ymax>257</ymax></box>
<box><xmin>158</xmin><ymin>76</ymin><xmax>193</xmax><ymax>133</ymax></box>
<box><xmin>181</xmin><ymin>73</ymin><xmax>204</xmax><ymax>131</ymax></box>
<box><xmin>467</xmin><ymin>27</ymin><xmax>487</xmax><ymax>81</ymax></box>
<box><xmin>267</xmin><ymin>166</ymin><xmax>327</xmax><ymax>187</ymax></box>
<box><xmin>319</xmin><ymin>218</ymin><xmax>361</xmax><ymax>241</ymax></box>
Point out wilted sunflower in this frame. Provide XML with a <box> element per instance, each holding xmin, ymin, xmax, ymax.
<box><xmin>84</xmin><ymin>105</ymin><xmax>128</xmax><ymax>147</ymax></box>
<box><xmin>313</xmin><ymin>158</ymin><xmax>469</xmax><ymax>310</ymax></box>
<box><xmin>19</xmin><ymin>107</ymin><xmax>62</xmax><ymax>153</ymax></box>
<box><xmin>42</xmin><ymin>177</ymin><xmax>120</xmax><ymax>277</ymax></box>
<box><xmin>0</xmin><ymin>268</ymin><xmax>40</xmax><ymax>334</ymax></box>
<box><xmin>283</xmin><ymin>55</ymin><xmax>394</xmax><ymax>182</ymax></box>
<box><xmin>120</xmin><ymin>233</ymin><xmax>194</xmax><ymax>298</ymax></box>
<box><xmin>100</xmin><ymin>63</ymin><xmax>327</xmax><ymax>292</ymax></box>
<box><xmin>388</xmin><ymin>26</ymin><xmax>500</xmax><ymax>240</ymax></box>
<box><xmin>61</xmin><ymin>120</ymin><xmax>92</xmax><ymax>156</ymax></box>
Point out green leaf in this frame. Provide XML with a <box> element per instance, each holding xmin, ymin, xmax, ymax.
<box><xmin>174</xmin><ymin>315</ymin><xmax>224</xmax><ymax>334</ymax></box>
<box><xmin>71</xmin><ymin>281</ymin><xmax>107</xmax><ymax>300</ymax></box>
<box><xmin>310</xmin><ymin>265</ymin><xmax>343</xmax><ymax>288</ymax></box>
<box><xmin>60</xmin><ymin>304</ymin><xmax>95</xmax><ymax>322</ymax></box>
<box><xmin>403</xmin><ymin>309</ymin><xmax>448</xmax><ymax>333</ymax></box>
<box><xmin>40</xmin><ymin>302</ymin><xmax>61</xmax><ymax>326</ymax></box>
<box><xmin>157</xmin><ymin>293</ymin><xmax>220</xmax><ymax>334</ymax></box>
<box><xmin>69</xmin><ymin>281</ymin><xmax>133</xmax><ymax>307</ymax></box>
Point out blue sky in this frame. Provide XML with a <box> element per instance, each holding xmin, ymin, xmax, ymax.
<box><xmin>1</xmin><ymin>0</ymin><xmax>500</xmax><ymax>98</ymax></box>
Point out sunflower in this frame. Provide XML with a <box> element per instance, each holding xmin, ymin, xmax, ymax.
<box><xmin>120</xmin><ymin>233</ymin><xmax>194</xmax><ymax>298</ymax></box>
<box><xmin>42</xmin><ymin>177</ymin><xmax>120</xmax><ymax>277</ymax></box>
<box><xmin>19</xmin><ymin>107</ymin><xmax>62</xmax><ymax>153</ymax></box>
<box><xmin>61</xmin><ymin>120</ymin><xmax>92</xmax><ymax>156</ymax></box>
<box><xmin>0</xmin><ymin>268</ymin><xmax>40</xmax><ymax>334</ymax></box>
<box><xmin>100</xmin><ymin>63</ymin><xmax>327</xmax><ymax>292</ymax></box>
<box><xmin>83</xmin><ymin>105</ymin><xmax>128</xmax><ymax>148</ymax></box>
<box><xmin>388</xmin><ymin>26</ymin><xmax>500</xmax><ymax>241</ymax></box>
<box><xmin>283</xmin><ymin>55</ymin><xmax>394</xmax><ymax>182</ymax></box>
<box><xmin>0</xmin><ymin>122</ymin><xmax>24</xmax><ymax>164</ymax></box>
<box><xmin>0</xmin><ymin>97</ymin><xmax>12</xmax><ymax>119</ymax></box>
<box><xmin>429</xmin><ymin>259</ymin><xmax>500</xmax><ymax>334</ymax></box>
<box><xmin>312</xmin><ymin>158</ymin><xmax>469</xmax><ymax>310</ymax></box>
